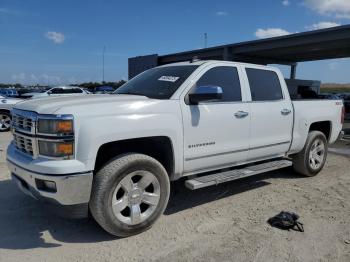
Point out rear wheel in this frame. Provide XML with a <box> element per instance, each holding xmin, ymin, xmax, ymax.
<box><xmin>292</xmin><ymin>131</ymin><xmax>328</xmax><ymax>176</ymax></box>
<box><xmin>89</xmin><ymin>153</ymin><xmax>170</xmax><ymax>237</ymax></box>
<box><xmin>0</xmin><ymin>111</ymin><xmax>11</xmax><ymax>132</ymax></box>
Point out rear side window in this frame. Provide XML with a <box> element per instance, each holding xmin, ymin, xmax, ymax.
<box><xmin>196</xmin><ymin>66</ymin><xmax>242</xmax><ymax>102</ymax></box>
<box><xmin>246</xmin><ymin>68</ymin><xmax>283</xmax><ymax>101</ymax></box>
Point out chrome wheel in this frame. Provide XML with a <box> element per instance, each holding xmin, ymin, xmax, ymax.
<box><xmin>112</xmin><ymin>171</ymin><xmax>161</xmax><ymax>225</ymax></box>
<box><xmin>0</xmin><ymin>113</ymin><xmax>11</xmax><ymax>131</ymax></box>
<box><xmin>309</xmin><ymin>138</ymin><xmax>325</xmax><ymax>170</ymax></box>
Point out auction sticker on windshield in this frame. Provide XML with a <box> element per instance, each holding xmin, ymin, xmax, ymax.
<box><xmin>158</xmin><ymin>76</ymin><xmax>179</xmax><ymax>82</ymax></box>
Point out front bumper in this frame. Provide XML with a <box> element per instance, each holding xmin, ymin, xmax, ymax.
<box><xmin>7</xmin><ymin>159</ymin><xmax>93</xmax><ymax>218</ymax></box>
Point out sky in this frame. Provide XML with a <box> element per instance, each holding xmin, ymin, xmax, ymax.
<box><xmin>0</xmin><ymin>0</ymin><xmax>350</xmax><ymax>85</ymax></box>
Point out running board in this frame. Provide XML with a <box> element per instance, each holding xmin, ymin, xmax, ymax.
<box><xmin>185</xmin><ymin>160</ymin><xmax>292</xmax><ymax>190</ymax></box>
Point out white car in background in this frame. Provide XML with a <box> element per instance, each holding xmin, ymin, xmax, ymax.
<box><xmin>0</xmin><ymin>95</ymin><xmax>24</xmax><ymax>132</ymax></box>
<box><xmin>22</xmin><ymin>86</ymin><xmax>89</xmax><ymax>99</ymax></box>
<box><xmin>1</xmin><ymin>86</ymin><xmax>89</xmax><ymax>132</ymax></box>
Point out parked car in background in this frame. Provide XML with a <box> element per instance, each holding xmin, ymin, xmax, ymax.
<box><xmin>0</xmin><ymin>86</ymin><xmax>90</xmax><ymax>132</ymax></box>
<box><xmin>94</xmin><ymin>85</ymin><xmax>115</xmax><ymax>94</ymax></box>
<box><xmin>81</xmin><ymin>88</ymin><xmax>92</xmax><ymax>94</ymax></box>
<box><xmin>21</xmin><ymin>86</ymin><xmax>89</xmax><ymax>98</ymax></box>
<box><xmin>0</xmin><ymin>95</ymin><xmax>24</xmax><ymax>131</ymax></box>
<box><xmin>0</xmin><ymin>89</ymin><xmax>19</xmax><ymax>98</ymax></box>
<box><xmin>318</xmin><ymin>93</ymin><xmax>341</xmax><ymax>100</ymax></box>
<box><xmin>341</xmin><ymin>94</ymin><xmax>350</xmax><ymax>121</ymax></box>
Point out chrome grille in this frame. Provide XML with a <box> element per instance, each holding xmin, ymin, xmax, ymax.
<box><xmin>13</xmin><ymin>133</ymin><xmax>34</xmax><ymax>156</ymax></box>
<box><xmin>11</xmin><ymin>109</ymin><xmax>38</xmax><ymax>158</ymax></box>
<box><xmin>12</xmin><ymin>114</ymin><xmax>34</xmax><ymax>132</ymax></box>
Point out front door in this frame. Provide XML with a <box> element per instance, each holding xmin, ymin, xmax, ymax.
<box><xmin>181</xmin><ymin>65</ymin><xmax>251</xmax><ymax>173</ymax></box>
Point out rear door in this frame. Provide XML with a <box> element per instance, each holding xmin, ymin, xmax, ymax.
<box><xmin>244</xmin><ymin>67</ymin><xmax>293</xmax><ymax>160</ymax></box>
<box><xmin>181</xmin><ymin>64</ymin><xmax>251</xmax><ymax>173</ymax></box>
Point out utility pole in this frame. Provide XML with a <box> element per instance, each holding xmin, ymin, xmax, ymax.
<box><xmin>204</xmin><ymin>33</ymin><xmax>207</xmax><ymax>48</ymax></box>
<box><xmin>102</xmin><ymin>46</ymin><xmax>106</xmax><ymax>83</ymax></box>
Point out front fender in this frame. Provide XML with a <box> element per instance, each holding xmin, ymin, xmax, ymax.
<box><xmin>75</xmin><ymin>113</ymin><xmax>183</xmax><ymax>176</ymax></box>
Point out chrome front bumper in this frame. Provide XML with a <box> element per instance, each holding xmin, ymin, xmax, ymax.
<box><xmin>7</xmin><ymin>159</ymin><xmax>93</xmax><ymax>206</ymax></box>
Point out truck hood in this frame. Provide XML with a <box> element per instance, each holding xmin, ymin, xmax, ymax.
<box><xmin>14</xmin><ymin>94</ymin><xmax>151</xmax><ymax>114</ymax></box>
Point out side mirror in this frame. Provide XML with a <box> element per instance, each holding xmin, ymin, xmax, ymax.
<box><xmin>188</xmin><ymin>85</ymin><xmax>223</xmax><ymax>105</ymax></box>
<box><xmin>47</xmin><ymin>91</ymin><xmax>52</xmax><ymax>95</ymax></box>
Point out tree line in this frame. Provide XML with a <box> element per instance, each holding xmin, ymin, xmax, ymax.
<box><xmin>75</xmin><ymin>80</ymin><xmax>126</xmax><ymax>91</ymax></box>
<box><xmin>0</xmin><ymin>80</ymin><xmax>127</xmax><ymax>91</ymax></box>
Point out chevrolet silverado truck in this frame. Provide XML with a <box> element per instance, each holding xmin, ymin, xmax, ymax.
<box><xmin>7</xmin><ymin>61</ymin><xmax>344</xmax><ymax>237</ymax></box>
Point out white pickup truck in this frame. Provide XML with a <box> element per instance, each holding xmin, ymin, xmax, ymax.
<box><xmin>7</xmin><ymin>60</ymin><xmax>344</xmax><ymax>237</ymax></box>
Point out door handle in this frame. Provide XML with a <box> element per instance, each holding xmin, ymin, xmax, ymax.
<box><xmin>234</xmin><ymin>111</ymin><xmax>249</xmax><ymax>118</ymax></box>
<box><xmin>281</xmin><ymin>108</ymin><xmax>291</xmax><ymax>115</ymax></box>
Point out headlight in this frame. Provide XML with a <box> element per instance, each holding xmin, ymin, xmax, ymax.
<box><xmin>37</xmin><ymin>118</ymin><xmax>74</xmax><ymax>136</ymax></box>
<box><xmin>38</xmin><ymin>140</ymin><xmax>74</xmax><ymax>158</ymax></box>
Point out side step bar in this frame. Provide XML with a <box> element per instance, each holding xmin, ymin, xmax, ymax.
<box><xmin>185</xmin><ymin>160</ymin><xmax>292</xmax><ymax>190</ymax></box>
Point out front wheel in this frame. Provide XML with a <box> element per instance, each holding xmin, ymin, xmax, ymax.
<box><xmin>89</xmin><ymin>153</ymin><xmax>170</xmax><ymax>237</ymax></box>
<box><xmin>292</xmin><ymin>131</ymin><xmax>328</xmax><ymax>177</ymax></box>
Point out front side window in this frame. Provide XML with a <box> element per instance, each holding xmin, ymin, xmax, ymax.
<box><xmin>195</xmin><ymin>66</ymin><xmax>242</xmax><ymax>102</ymax></box>
<box><xmin>115</xmin><ymin>65</ymin><xmax>199</xmax><ymax>99</ymax></box>
<box><xmin>246</xmin><ymin>68</ymin><xmax>283</xmax><ymax>101</ymax></box>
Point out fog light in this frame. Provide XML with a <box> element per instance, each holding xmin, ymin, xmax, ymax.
<box><xmin>35</xmin><ymin>179</ymin><xmax>57</xmax><ymax>193</ymax></box>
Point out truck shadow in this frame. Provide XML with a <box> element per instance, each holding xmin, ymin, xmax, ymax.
<box><xmin>0</xmin><ymin>167</ymin><xmax>301</xmax><ymax>249</ymax></box>
<box><xmin>165</xmin><ymin>167</ymin><xmax>301</xmax><ymax>215</ymax></box>
<box><xmin>0</xmin><ymin>179</ymin><xmax>116</xmax><ymax>250</ymax></box>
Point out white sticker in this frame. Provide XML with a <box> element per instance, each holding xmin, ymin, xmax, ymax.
<box><xmin>158</xmin><ymin>76</ymin><xmax>179</xmax><ymax>82</ymax></box>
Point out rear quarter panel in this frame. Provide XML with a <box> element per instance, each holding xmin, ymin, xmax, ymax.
<box><xmin>289</xmin><ymin>99</ymin><xmax>343</xmax><ymax>153</ymax></box>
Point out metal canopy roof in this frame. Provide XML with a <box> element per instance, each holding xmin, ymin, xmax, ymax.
<box><xmin>128</xmin><ymin>25</ymin><xmax>350</xmax><ymax>79</ymax></box>
<box><xmin>158</xmin><ymin>25</ymin><xmax>350</xmax><ymax>66</ymax></box>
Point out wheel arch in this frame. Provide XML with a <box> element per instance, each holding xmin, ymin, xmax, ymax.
<box><xmin>94</xmin><ymin>136</ymin><xmax>175</xmax><ymax>179</ymax></box>
<box><xmin>309</xmin><ymin>121</ymin><xmax>331</xmax><ymax>141</ymax></box>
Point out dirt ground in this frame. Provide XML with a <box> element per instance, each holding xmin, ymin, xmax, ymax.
<box><xmin>0</xmin><ymin>132</ymin><xmax>349</xmax><ymax>262</ymax></box>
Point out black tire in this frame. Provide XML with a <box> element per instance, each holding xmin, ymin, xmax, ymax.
<box><xmin>89</xmin><ymin>153</ymin><xmax>170</xmax><ymax>237</ymax></box>
<box><xmin>0</xmin><ymin>111</ymin><xmax>11</xmax><ymax>132</ymax></box>
<box><xmin>292</xmin><ymin>131</ymin><xmax>328</xmax><ymax>177</ymax></box>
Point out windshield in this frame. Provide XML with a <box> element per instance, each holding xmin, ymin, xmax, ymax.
<box><xmin>115</xmin><ymin>65</ymin><xmax>199</xmax><ymax>99</ymax></box>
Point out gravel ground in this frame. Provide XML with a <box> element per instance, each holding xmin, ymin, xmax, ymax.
<box><xmin>0</xmin><ymin>132</ymin><xmax>349</xmax><ymax>262</ymax></box>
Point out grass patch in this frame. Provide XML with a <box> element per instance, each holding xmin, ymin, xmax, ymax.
<box><xmin>320</xmin><ymin>84</ymin><xmax>350</xmax><ymax>93</ymax></box>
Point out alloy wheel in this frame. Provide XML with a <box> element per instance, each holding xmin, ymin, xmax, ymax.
<box><xmin>111</xmin><ymin>171</ymin><xmax>161</xmax><ymax>225</ymax></box>
<box><xmin>309</xmin><ymin>138</ymin><xmax>325</xmax><ymax>170</ymax></box>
